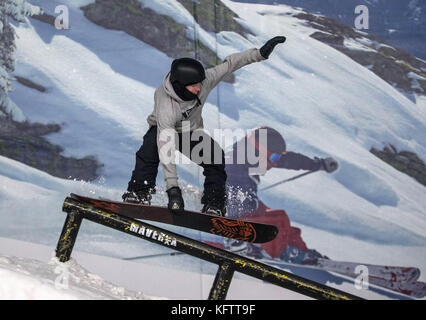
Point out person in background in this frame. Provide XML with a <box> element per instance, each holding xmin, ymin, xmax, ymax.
<box><xmin>224</xmin><ymin>127</ymin><xmax>338</xmax><ymax>264</ymax></box>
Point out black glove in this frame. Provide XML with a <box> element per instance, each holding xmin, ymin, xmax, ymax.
<box><xmin>315</xmin><ymin>157</ymin><xmax>339</xmax><ymax>173</ymax></box>
<box><xmin>259</xmin><ymin>36</ymin><xmax>286</xmax><ymax>59</ymax></box>
<box><xmin>167</xmin><ymin>187</ymin><xmax>185</xmax><ymax>214</ymax></box>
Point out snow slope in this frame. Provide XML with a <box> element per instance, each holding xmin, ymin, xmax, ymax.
<box><xmin>0</xmin><ymin>237</ymin><xmax>311</xmax><ymax>300</ymax></box>
<box><xmin>1</xmin><ymin>0</ymin><xmax>425</xmax><ymax>299</ymax></box>
<box><xmin>0</xmin><ymin>253</ymin><xmax>152</xmax><ymax>300</ymax></box>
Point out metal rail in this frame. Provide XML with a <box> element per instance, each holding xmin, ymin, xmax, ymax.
<box><xmin>56</xmin><ymin>196</ymin><xmax>363</xmax><ymax>300</ymax></box>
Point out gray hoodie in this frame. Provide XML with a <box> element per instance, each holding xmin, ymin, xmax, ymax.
<box><xmin>147</xmin><ymin>48</ymin><xmax>266</xmax><ymax>190</ymax></box>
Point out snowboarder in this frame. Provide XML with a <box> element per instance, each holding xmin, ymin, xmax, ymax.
<box><xmin>122</xmin><ymin>37</ymin><xmax>287</xmax><ymax>217</ymax></box>
<box><xmin>224</xmin><ymin>126</ymin><xmax>338</xmax><ymax>264</ymax></box>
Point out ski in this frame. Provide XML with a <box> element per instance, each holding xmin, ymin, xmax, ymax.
<box><xmin>200</xmin><ymin>240</ymin><xmax>424</xmax><ymax>298</ymax></box>
<box><xmin>365</xmin><ymin>277</ymin><xmax>426</xmax><ymax>299</ymax></box>
<box><xmin>121</xmin><ymin>246</ymin><xmax>425</xmax><ymax>298</ymax></box>
<box><xmin>262</xmin><ymin>257</ymin><xmax>420</xmax><ymax>284</ymax></box>
<box><xmin>315</xmin><ymin>258</ymin><xmax>420</xmax><ymax>284</ymax></box>
<box><xmin>67</xmin><ymin>193</ymin><xmax>278</xmax><ymax>244</ymax></box>
<box><xmin>201</xmin><ymin>239</ymin><xmax>420</xmax><ymax>284</ymax></box>
<box><xmin>262</xmin><ymin>258</ymin><xmax>425</xmax><ymax>298</ymax></box>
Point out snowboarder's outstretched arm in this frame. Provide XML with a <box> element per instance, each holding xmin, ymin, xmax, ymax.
<box><xmin>203</xmin><ymin>36</ymin><xmax>286</xmax><ymax>91</ymax></box>
<box><xmin>203</xmin><ymin>48</ymin><xmax>265</xmax><ymax>91</ymax></box>
<box><xmin>276</xmin><ymin>152</ymin><xmax>338</xmax><ymax>173</ymax></box>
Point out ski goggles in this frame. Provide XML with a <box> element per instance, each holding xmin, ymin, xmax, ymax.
<box><xmin>268</xmin><ymin>151</ymin><xmax>286</xmax><ymax>165</ymax></box>
<box><xmin>247</xmin><ymin>131</ymin><xmax>286</xmax><ymax>165</ymax></box>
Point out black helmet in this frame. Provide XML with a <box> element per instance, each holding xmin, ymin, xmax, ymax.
<box><xmin>249</xmin><ymin>126</ymin><xmax>286</xmax><ymax>154</ymax></box>
<box><xmin>170</xmin><ymin>58</ymin><xmax>206</xmax><ymax>86</ymax></box>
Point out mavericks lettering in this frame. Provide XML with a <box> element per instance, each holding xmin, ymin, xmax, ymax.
<box><xmin>128</xmin><ymin>223</ymin><xmax>177</xmax><ymax>247</ymax></box>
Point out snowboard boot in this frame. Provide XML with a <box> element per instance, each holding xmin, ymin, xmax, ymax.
<box><xmin>201</xmin><ymin>188</ymin><xmax>227</xmax><ymax>217</ymax></box>
<box><xmin>202</xmin><ymin>203</ymin><xmax>226</xmax><ymax>217</ymax></box>
<box><xmin>122</xmin><ymin>188</ymin><xmax>155</xmax><ymax>205</ymax></box>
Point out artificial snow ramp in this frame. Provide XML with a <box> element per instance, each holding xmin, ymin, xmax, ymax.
<box><xmin>0</xmin><ymin>255</ymin><xmax>153</xmax><ymax>300</ymax></box>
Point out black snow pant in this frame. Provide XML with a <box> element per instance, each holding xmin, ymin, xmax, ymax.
<box><xmin>127</xmin><ymin>125</ymin><xmax>227</xmax><ymax>204</ymax></box>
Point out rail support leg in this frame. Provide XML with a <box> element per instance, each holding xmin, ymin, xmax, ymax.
<box><xmin>208</xmin><ymin>261</ymin><xmax>235</xmax><ymax>300</ymax></box>
<box><xmin>55</xmin><ymin>210</ymin><xmax>83</xmax><ymax>263</ymax></box>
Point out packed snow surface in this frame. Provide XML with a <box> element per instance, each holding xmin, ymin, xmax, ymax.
<box><xmin>0</xmin><ymin>254</ymin><xmax>152</xmax><ymax>300</ymax></box>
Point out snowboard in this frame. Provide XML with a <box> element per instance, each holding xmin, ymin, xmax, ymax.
<box><xmin>69</xmin><ymin>193</ymin><xmax>278</xmax><ymax>243</ymax></box>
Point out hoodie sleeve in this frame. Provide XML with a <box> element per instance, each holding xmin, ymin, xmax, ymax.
<box><xmin>154</xmin><ymin>90</ymin><xmax>180</xmax><ymax>190</ymax></box>
<box><xmin>203</xmin><ymin>48</ymin><xmax>266</xmax><ymax>92</ymax></box>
